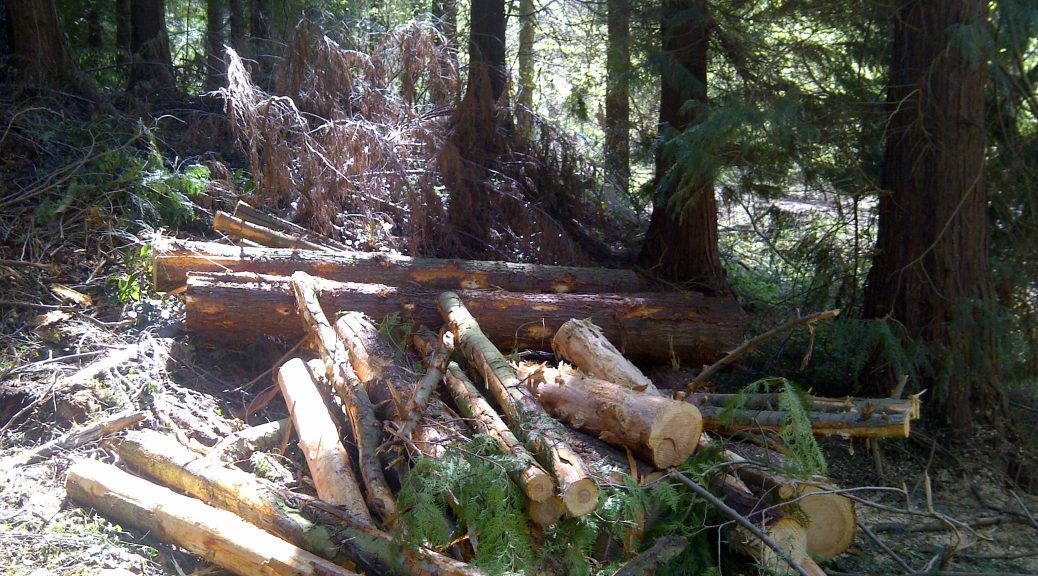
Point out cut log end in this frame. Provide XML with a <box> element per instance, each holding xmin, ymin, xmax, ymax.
<box><xmin>520</xmin><ymin>467</ymin><xmax>555</xmax><ymax>503</ymax></box>
<box><xmin>528</xmin><ymin>495</ymin><xmax>566</xmax><ymax>527</ymax></box>
<box><xmin>561</xmin><ymin>477</ymin><xmax>599</xmax><ymax>517</ymax></box>
<box><xmin>796</xmin><ymin>486</ymin><xmax>857</xmax><ymax>560</ymax></box>
<box><xmin>648</xmin><ymin>402</ymin><xmax>703</xmax><ymax>468</ymax></box>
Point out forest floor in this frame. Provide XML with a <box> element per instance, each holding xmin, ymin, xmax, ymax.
<box><xmin>2</xmin><ymin>239</ymin><xmax>1037</xmax><ymax>576</ymax></box>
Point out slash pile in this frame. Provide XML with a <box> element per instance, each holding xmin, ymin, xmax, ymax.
<box><xmin>64</xmin><ymin>201</ymin><xmax>921</xmax><ymax>576</ymax></box>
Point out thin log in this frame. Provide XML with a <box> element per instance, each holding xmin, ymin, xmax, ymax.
<box><xmin>233</xmin><ymin>200</ymin><xmax>349</xmax><ymax>251</ymax></box>
<box><xmin>552</xmin><ymin>318</ymin><xmax>657</xmax><ymax>393</ymax></box>
<box><xmin>277</xmin><ymin>358</ymin><xmax>371</xmax><ymax>522</ymax></box>
<box><xmin>612</xmin><ymin>535</ymin><xmax>689</xmax><ymax>576</ymax></box>
<box><xmin>184</xmin><ymin>272</ymin><xmax>743</xmax><ymax>364</ymax></box>
<box><xmin>202</xmin><ymin>418</ymin><xmax>289</xmax><ymax>464</ymax></box>
<box><xmin>517</xmin><ymin>363</ymin><xmax>702</xmax><ymax>469</ymax></box>
<box><xmin>116</xmin><ymin>430</ymin><xmax>484</xmax><ymax>576</ymax></box>
<box><xmin>397</xmin><ymin>329</ymin><xmax>453</xmax><ymax>443</ymax></box>
<box><xmin>290</xmin><ymin>272</ymin><xmax>396</xmax><ymax>522</ymax></box>
<box><xmin>9</xmin><ymin>410</ymin><xmax>146</xmax><ymax>466</ymax></box>
<box><xmin>154</xmin><ymin>237</ymin><xmax>653</xmax><ymax>294</ymax></box>
<box><xmin>438</xmin><ymin>292</ymin><xmax>599</xmax><ymax>517</ymax></box>
<box><xmin>213</xmin><ymin>211</ymin><xmax>329</xmax><ymax>251</ymax></box>
<box><xmin>66</xmin><ymin>459</ymin><xmax>361</xmax><ymax>576</ymax></box>
<box><xmin>413</xmin><ymin>328</ymin><xmax>554</xmax><ymax>503</ymax></box>
<box><xmin>687</xmin><ymin>309</ymin><xmax>840</xmax><ymax>392</ymax></box>
<box><xmin>697</xmin><ymin>405</ymin><xmax>911</xmax><ymax>439</ymax></box>
<box><xmin>333</xmin><ymin>311</ymin><xmax>412</xmax><ymax>420</ymax></box>
<box><xmin>688</xmin><ymin>392</ymin><xmax>921</xmax><ymax>420</ymax></box>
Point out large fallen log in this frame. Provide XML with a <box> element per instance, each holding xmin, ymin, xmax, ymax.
<box><xmin>65</xmin><ymin>459</ymin><xmax>362</xmax><ymax>576</ymax></box>
<box><xmin>116</xmin><ymin>430</ymin><xmax>485</xmax><ymax>576</ymax></box>
<box><xmin>184</xmin><ymin>272</ymin><xmax>743</xmax><ymax>364</ymax></box>
<box><xmin>695</xmin><ymin>404</ymin><xmax>911</xmax><ymax>439</ymax></box>
<box><xmin>439</xmin><ymin>292</ymin><xmax>599</xmax><ymax>517</ymax></box>
<box><xmin>290</xmin><ymin>272</ymin><xmax>397</xmax><ymax>523</ymax></box>
<box><xmin>154</xmin><ymin>237</ymin><xmax>653</xmax><ymax>294</ymax></box>
<box><xmin>517</xmin><ymin>363</ymin><xmax>702</xmax><ymax>469</ymax></box>
<box><xmin>277</xmin><ymin>358</ymin><xmax>371</xmax><ymax>522</ymax></box>
<box><xmin>552</xmin><ymin>318</ymin><xmax>657</xmax><ymax>394</ymax></box>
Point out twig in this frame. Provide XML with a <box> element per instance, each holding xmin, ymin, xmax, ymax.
<box><xmin>669</xmin><ymin>469</ymin><xmax>815</xmax><ymax>576</ymax></box>
<box><xmin>686</xmin><ymin>309</ymin><xmax>840</xmax><ymax>391</ymax></box>
<box><xmin>1010</xmin><ymin>490</ymin><xmax>1038</xmax><ymax>532</ymax></box>
<box><xmin>859</xmin><ymin>522</ymin><xmax>915</xmax><ymax>574</ymax></box>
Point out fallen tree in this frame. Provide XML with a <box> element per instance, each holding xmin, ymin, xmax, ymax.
<box><xmin>184</xmin><ymin>272</ymin><xmax>743</xmax><ymax>364</ymax></box>
<box><xmin>695</xmin><ymin>405</ymin><xmax>911</xmax><ymax>439</ymax></box>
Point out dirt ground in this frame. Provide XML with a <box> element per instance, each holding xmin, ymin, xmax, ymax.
<box><xmin>2</xmin><ymin>286</ymin><xmax>1037</xmax><ymax>576</ymax></box>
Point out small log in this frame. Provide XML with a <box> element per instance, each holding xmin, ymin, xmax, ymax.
<box><xmin>214</xmin><ymin>211</ymin><xmax>329</xmax><ymax>251</ymax></box>
<box><xmin>696</xmin><ymin>405</ymin><xmax>911</xmax><ymax>439</ymax></box>
<box><xmin>154</xmin><ymin>237</ymin><xmax>652</xmax><ymax>294</ymax></box>
<box><xmin>687</xmin><ymin>392</ymin><xmax>921</xmax><ymax>420</ymax></box>
<box><xmin>183</xmin><ymin>271</ymin><xmax>744</xmax><ymax>364</ymax></box>
<box><xmin>277</xmin><ymin>358</ymin><xmax>371</xmax><ymax>523</ymax></box>
<box><xmin>290</xmin><ymin>272</ymin><xmax>396</xmax><ymax>522</ymax></box>
<box><xmin>517</xmin><ymin>363</ymin><xmax>702</xmax><ymax>469</ymax></box>
<box><xmin>65</xmin><ymin>459</ymin><xmax>361</xmax><ymax>576</ymax></box>
<box><xmin>439</xmin><ymin>292</ymin><xmax>599</xmax><ymax>517</ymax></box>
<box><xmin>116</xmin><ymin>430</ymin><xmax>485</xmax><ymax>576</ymax></box>
<box><xmin>527</xmin><ymin>495</ymin><xmax>567</xmax><ymax>527</ymax></box>
<box><xmin>397</xmin><ymin>329</ymin><xmax>453</xmax><ymax>442</ymax></box>
<box><xmin>233</xmin><ymin>200</ymin><xmax>349</xmax><ymax>251</ymax></box>
<box><xmin>413</xmin><ymin>329</ymin><xmax>554</xmax><ymax>503</ymax></box>
<box><xmin>613</xmin><ymin>535</ymin><xmax>688</xmax><ymax>576</ymax></box>
<box><xmin>333</xmin><ymin>311</ymin><xmax>413</xmax><ymax>420</ymax></box>
<box><xmin>202</xmin><ymin>418</ymin><xmax>289</xmax><ymax>464</ymax></box>
<box><xmin>552</xmin><ymin>319</ymin><xmax>657</xmax><ymax>394</ymax></box>
<box><xmin>8</xmin><ymin>409</ymin><xmax>146</xmax><ymax>466</ymax></box>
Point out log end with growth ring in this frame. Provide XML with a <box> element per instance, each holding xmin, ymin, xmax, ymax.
<box><xmin>561</xmin><ymin>477</ymin><xmax>599</xmax><ymax>517</ymax></box>
<box><xmin>796</xmin><ymin>486</ymin><xmax>857</xmax><ymax>560</ymax></box>
<box><xmin>519</xmin><ymin>466</ymin><xmax>556</xmax><ymax>503</ymax></box>
<box><xmin>648</xmin><ymin>401</ymin><xmax>703</xmax><ymax>468</ymax></box>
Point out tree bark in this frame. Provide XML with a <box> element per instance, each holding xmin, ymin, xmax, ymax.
<box><xmin>438</xmin><ymin>292</ymin><xmax>599</xmax><ymax>517</ymax></box>
<box><xmin>154</xmin><ymin>237</ymin><xmax>652</xmax><ymax>294</ymax></box>
<box><xmin>66</xmin><ymin>459</ymin><xmax>362</xmax><ymax>576</ymax></box>
<box><xmin>695</xmin><ymin>405</ymin><xmax>911</xmax><ymax>438</ymax></box>
<box><xmin>862</xmin><ymin>0</ymin><xmax>1007</xmax><ymax>433</ymax></box>
<box><xmin>687</xmin><ymin>392</ymin><xmax>920</xmax><ymax>419</ymax></box>
<box><xmin>517</xmin><ymin>364</ymin><xmax>702</xmax><ymax>468</ymax></box>
<box><xmin>183</xmin><ymin>272</ymin><xmax>744</xmax><ymax>365</ymax></box>
<box><xmin>604</xmin><ymin>0</ymin><xmax>631</xmax><ymax>195</ymax></box>
<box><xmin>205</xmin><ymin>0</ymin><xmax>224</xmax><ymax>91</ymax></box>
<box><xmin>638</xmin><ymin>0</ymin><xmax>730</xmax><ymax>294</ymax></box>
<box><xmin>466</xmin><ymin>0</ymin><xmax>506</xmax><ymax>103</ymax></box>
<box><xmin>227</xmin><ymin>0</ymin><xmax>245</xmax><ymax>52</ymax></box>
<box><xmin>277</xmin><ymin>357</ymin><xmax>371</xmax><ymax>523</ymax></box>
<box><xmin>552</xmin><ymin>318</ymin><xmax>657</xmax><ymax>393</ymax></box>
<box><xmin>128</xmin><ymin>0</ymin><xmax>176</xmax><ymax>91</ymax></box>
<box><xmin>516</xmin><ymin>0</ymin><xmax>536</xmax><ymax>137</ymax></box>
<box><xmin>6</xmin><ymin>0</ymin><xmax>92</xmax><ymax>92</ymax></box>
<box><xmin>116</xmin><ymin>0</ymin><xmax>132</xmax><ymax>62</ymax></box>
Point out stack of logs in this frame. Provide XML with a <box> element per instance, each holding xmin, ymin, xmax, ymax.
<box><xmin>66</xmin><ymin>203</ymin><xmax>920</xmax><ymax>576</ymax></box>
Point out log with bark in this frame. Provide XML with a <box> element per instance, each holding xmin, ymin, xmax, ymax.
<box><xmin>290</xmin><ymin>271</ymin><xmax>396</xmax><ymax>523</ymax></box>
<box><xmin>65</xmin><ymin>459</ymin><xmax>362</xmax><ymax>576</ymax></box>
<box><xmin>438</xmin><ymin>292</ymin><xmax>599</xmax><ymax>517</ymax></box>
<box><xmin>552</xmin><ymin>318</ymin><xmax>657</xmax><ymax>393</ymax></box>
<box><xmin>214</xmin><ymin>211</ymin><xmax>331</xmax><ymax>251</ymax></box>
<box><xmin>516</xmin><ymin>363</ymin><xmax>702</xmax><ymax>469</ymax></box>
<box><xmin>233</xmin><ymin>200</ymin><xmax>350</xmax><ymax>251</ymax></box>
<box><xmin>201</xmin><ymin>418</ymin><xmax>289</xmax><ymax>464</ymax></box>
<box><xmin>116</xmin><ymin>429</ymin><xmax>485</xmax><ymax>576</ymax></box>
<box><xmin>695</xmin><ymin>404</ymin><xmax>911</xmax><ymax>439</ymax></box>
<box><xmin>687</xmin><ymin>392</ymin><xmax>921</xmax><ymax>420</ymax></box>
<box><xmin>153</xmin><ymin>237</ymin><xmax>653</xmax><ymax>294</ymax></box>
<box><xmin>277</xmin><ymin>357</ymin><xmax>371</xmax><ymax>522</ymax></box>
<box><xmin>413</xmin><ymin>328</ymin><xmax>555</xmax><ymax>503</ymax></box>
<box><xmin>184</xmin><ymin>272</ymin><xmax>743</xmax><ymax>364</ymax></box>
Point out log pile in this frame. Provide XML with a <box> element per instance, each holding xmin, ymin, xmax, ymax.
<box><xmin>64</xmin><ymin>207</ymin><xmax>926</xmax><ymax>576</ymax></box>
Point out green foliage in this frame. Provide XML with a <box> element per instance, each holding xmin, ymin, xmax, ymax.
<box><xmin>723</xmin><ymin>378</ymin><xmax>827</xmax><ymax>477</ymax></box>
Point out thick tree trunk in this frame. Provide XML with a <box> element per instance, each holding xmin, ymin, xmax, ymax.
<box><xmin>116</xmin><ymin>0</ymin><xmax>132</xmax><ymax>62</ymax></box>
<box><xmin>638</xmin><ymin>0</ymin><xmax>730</xmax><ymax>294</ymax></box>
<box><xmin>227</xmin><ymin>0</ymin><xmax>245</xmax><ymax>52</ymax></box>
<box><xmin>439</xmin><ymin>292</ymin><xmax>599</xmax><ymax>517</ymax></box>
<box><xmin>277</xmin><ymin>358</ymin><xmax>371</xmax><ymax>522</ymax></box>
<box><xmin>153</xmin><ymin>238</ymin><xmax>652</xmax><ymax>294</ymax></box>
<box><xmin>466</xmin><ymin>0</ymin><xmax>506</xmax><ymax>103</ymax></box>
<box><xmin>430</xmin><ymin>0</ymin><xmax>456</xmax><ymax>45</ymax></box>
<box><xmin>205</xmin><ymin>0</ymin><xmax>224</xmax><ymax>91</ymax></box>
<box><xmin>6</xmin><ymin>0</ymin><xmax>90</xmax><ymax>91</ymax></box>
<box><xmin>183</xmin><ymin>272</ymin><xmax>744</xmax><ymax>365</ymax></box>
<box><xmin>552</xmin><ymin>318</ymin><xmax>657</xmax><ymax>393</ymax></box>
<box><xmin>517</xmin><ymin>364</ymin><xmax>702</xmax><ymax>468</ymax></box>
<box><xmin>516</xmin><ymin>0</ymin><xmax>536</xmax><ymax>137</ymax></box>
<box><xmin>862</xmin><ymin>0</ymin><xmax>1007</xmax><ymax>433</ymax></box>
<box><xmin>604</xmin><ymin>0</ymin><xmax>631</xmax><ymax>195</ymax></box>
<box><xmin>128</xmin><ymin>0</ymin><xmax>176</xmax><ymax>91</ymax></box>
<box><xmin>66</xmin><ymin>460</ymin><xmax>362</xmax><ymax>576</ymax></box>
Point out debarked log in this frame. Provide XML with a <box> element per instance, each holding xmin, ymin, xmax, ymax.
<box><xmin>183</xmin><ymin>272</ymin><xmax>743</xmax><ymax>365</ymax></box>
<box><xmin>153</xmin><ymin>237</ymin><xmax>652</xmax><ymax>294</ymax></box>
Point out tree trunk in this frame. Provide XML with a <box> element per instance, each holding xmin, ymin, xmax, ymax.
<box><xmin>153</xmin><ymin>237</ymin><xmax>653</xmax><ymax>294</ymax></box>
<box><xmin>183</xmin><ymin>272</ymin><xmax>745</xmax><ymax>365</ymax></box>
<box><xmin>695</xmin><ymin>404</ymin><xmax>911</xmax><ymax>438</ymax></box>
<box><xmin>128</xmin><ymin>0</ymin><xmax>176</xmax><ymax>91</ymax></box>
<box><xmin>205</xmin><ymin>0</ymin><xmax>224</xmax><ymax>91</ymax></box>
<box><xmin>516</xmin><ymin>0</ymin><xmax>536</xmax><ymax>137</ymax></box>
<box><xmin>66</xmin><ymin>460</ymin><xmax>362</xmax><ymax>576</ymax></box>
<box><xmin>517</xmin><ymin>364</ymin><xmax>702</xmax><ymax>468</ymax></box>
<box><xmin>862</xmin><ymin>0</ymin><xmax>1007</xmax><ymax>433</ymax></box>
<box><xmin>227</xmin><ymin>0</ymin><xmax>245</xmax><ymax>52</ymax></box>
<box><xmin>116</xmin><ymin>0</ymin><xmax>132</xmax><ymax>62</ymax></box>
<box><xmin>604</xmin><ymin>0</ymin><xmax>631</xmax><ymax>196</ymax></box>
<box><xmin>87</xmin><ymin>3</ymin><xmax>103</xmax><ymax>48</ymax></box>
<box><xmin>638</xmin><ymin>0</ymin><xmax>730</xmax><ymax>294</ymax></box>
<box><xmin>466</xmin><ymin>0</ymin><xmax>506</xmax><ymax>103</ymax></box>
<box><xmin>6</xmin><ymin>0</ymin><xmax>86</xmax><ymax>90</ymax></box>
